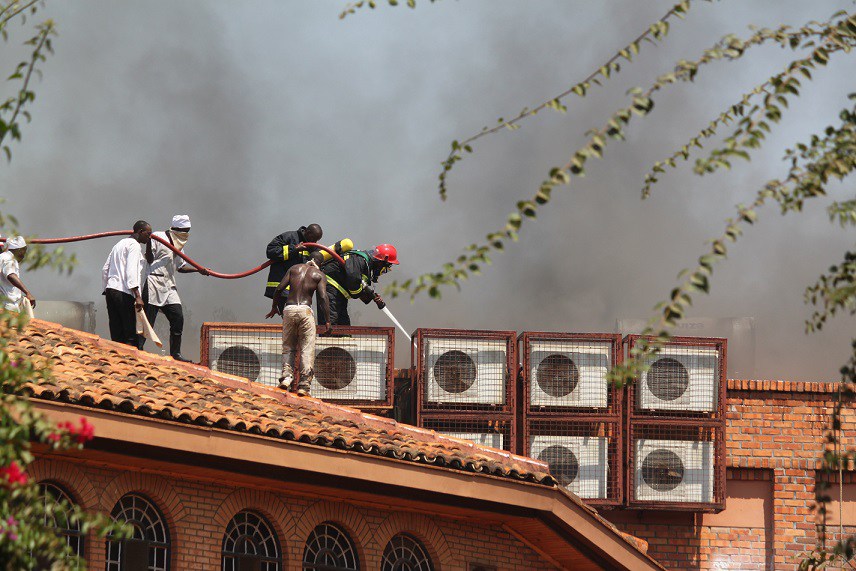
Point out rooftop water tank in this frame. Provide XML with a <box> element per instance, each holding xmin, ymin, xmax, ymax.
<box><xmin>33</xmin><ymin>301</ymin><xmax>96</xmax><ymax>333</ymax></box>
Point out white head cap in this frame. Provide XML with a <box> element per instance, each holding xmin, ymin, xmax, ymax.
<box><xmin>171</xmin><ymin>214</ymin><xmax>191</xmax><ymax>229</ymax></box>
<box><xmin>5</xmin><ymin>236</ymin><xmax>26</xmax><ymax>251</ymax></box>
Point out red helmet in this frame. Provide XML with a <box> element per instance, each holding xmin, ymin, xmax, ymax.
<box><xmin>372</xmin><ymin>243</ymin><xmax>399</xmax><ymax>265</ymax></box>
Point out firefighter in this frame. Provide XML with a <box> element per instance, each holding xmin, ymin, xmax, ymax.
<box><xmin>321</xmin><ymin>243</ymin><xmax>399</xmax><ymax>326</ymax></box>
<box><xmin>264</xmin><ymin>224</ymin><xmax>323</xmax><ymax>313</ymax></box>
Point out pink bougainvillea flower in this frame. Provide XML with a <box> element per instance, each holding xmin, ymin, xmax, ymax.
<box><xmin>0</xmin><ymin>461</ymin><xmax>28</xmax><ymax>486</ymax></box>
<box><xmin>58</xmin><ymin>418</ymin><xmax>95</xmax><ymax>444</ymax></box>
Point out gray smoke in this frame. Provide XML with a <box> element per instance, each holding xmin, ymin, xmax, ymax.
<box><xmin>1</xmin><ymin>0</ymin><xmax>853</xmax><ymax>379</ymax></box>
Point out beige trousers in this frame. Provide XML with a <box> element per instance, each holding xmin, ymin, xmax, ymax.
<box><xmin>281</xmin><ymin>305</ymin><xmax>316</xmax><ymax>387</ymax></box>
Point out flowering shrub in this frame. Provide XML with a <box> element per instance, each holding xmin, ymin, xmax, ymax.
<box><xmin>0</xmin><ymin>310</ymin><xmax>128</xmax><ymax>568</ymax></box>
<box><xmin>0</xmin><ymin>462</ymin><xmax>28</xmax><ymax>487</ymax></box>
<box><xmin>55</xmin><ymin>418</ymin><xmax>96</xmax><ymax>445</ymax></box>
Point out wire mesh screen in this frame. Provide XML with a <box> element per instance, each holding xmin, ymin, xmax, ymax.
<box><xmin>415</xmin><ymin>329</ymin><xmax>516</xmax><ymax>415</ymax></box>
<box><xmin>520</xmin><ymin>333</ymin><xmax>621</xmax><ymax>415</ymax></box>
<box><xmin>628</xmin><ymin>422</ymin><xmax>725</xmax><ymax>511</ymax></box>
<box><xmin>625</xmin><ymin>336</ymin><xmax>726</xmax><ymax>418</ymax></box>
<box><xmin>420</xmin><ymin>415</ymin><xmax>514</xmax><ymax>453</ymax></box>
<box><xmin>524</xmin><ymin>419</ymin><xmax>621</xmax><ymax>505</ymax></box>
<box><xmin>204</xmin><ymin>323</ymin><xmax>282</xmax><ymax>386</ymax></box>
<box><xmin>307</xmin><ymin>329</ymin><xmax>393</xmax><ymax>406</ymax></box>
<box><xmin>201</xmin><ymin>323</ymin><xmax>394</xmax><ymax>407</ymax></box>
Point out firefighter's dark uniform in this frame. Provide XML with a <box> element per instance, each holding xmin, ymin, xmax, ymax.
<box><xmin>264</xmin><ymin>227</ymin><xmax>310</xmax><ymax>312</ymax></box>
<box><xmin>321</xmin><ymin>250</ymin><xmax>376</xmax><ymax>326</ymax></box>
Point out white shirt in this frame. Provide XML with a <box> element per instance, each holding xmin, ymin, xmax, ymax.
<box><xmin>0</xmin><ymin>251</ymin><xmax>22</xmax><ymax>309</ymax></box>
<box><xmin>102</xmin><ymin>237</ymin><xmax>144</xmax><ymax>295</ymax></box>
<box><xmin>144</xmin><ymin>231</ymin><xmax>187</xmax><ymax>307</ymax></box>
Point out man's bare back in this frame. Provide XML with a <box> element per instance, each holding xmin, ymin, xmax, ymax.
<box><xmin>266</xmin><ymin>252</ymin><xmax>331</xmax><ymax>330</ymax></box>
<box><xmin>283</xmin><ymin>263</ymin><xmax>324</xmax><ymax>306</ymax></box>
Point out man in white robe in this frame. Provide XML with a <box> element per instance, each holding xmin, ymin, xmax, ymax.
<box><xmin>140</xmin><ymin>214</ymin><xmax>208</xmax><ymax>361</ymax></box>
<box><xmin>0</xmin><ymin>236</ymin><xmax>36</xmax><ymax>313</ymax></box>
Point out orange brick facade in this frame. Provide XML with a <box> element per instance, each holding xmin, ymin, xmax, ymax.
<box><xmin>605</xmin><ymin>381</ymin><xmax>856</xmax><ymax>571</ymax></box>
<box><xmin>29</xmin><ymin>457</ymin><xmax>551</xmax><ymax>570</ymax></box>
<box><xmin>31</xmin><ymin>379</ymin><xmax>856</xmax><ymax>570</ymax></box>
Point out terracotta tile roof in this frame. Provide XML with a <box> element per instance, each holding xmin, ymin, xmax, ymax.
<box><xmin>10</xmin><ymin>319</ymin><xmax>553</xmax><ymax>485</ymax></box>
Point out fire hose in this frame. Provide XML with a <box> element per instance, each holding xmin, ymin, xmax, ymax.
<box><xmin>0</xmin><ymin>231</ymin><xmax>345</xmax><ymax>277</ymax></box>
<box><xmin>0</xmin><ymin>232</ymin><xmax>414</xmax><ymax>341</ymax></box>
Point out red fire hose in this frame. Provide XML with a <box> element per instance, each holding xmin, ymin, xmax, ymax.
<box><xmin>0</xmin><ymin>232</ymin><xmax>345</xmax><ymax>279</ymax></box>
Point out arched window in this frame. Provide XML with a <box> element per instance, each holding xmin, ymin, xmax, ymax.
<box><xmin>38</xmin><ymin>482</ymin><xmax>84</xmax><ymax>566</ymax></box>
<box><xmin>302</xmin><ymin>522</ymin><xmax>359</xmax><ymax>571</ymax></box>
<box><xmin>106</xmin><ymin>494</ymin><xmax>170</xmax><ymax>571</ymax></box>
<box><xmin>381</xmin><ymin>533</ymin><xmax>433</xmax><ymax>571</ymax></box>
<box><xmin>222</xmin><ymin>510</ymin><xmax>282</xmax><ymax>571</ymax></box>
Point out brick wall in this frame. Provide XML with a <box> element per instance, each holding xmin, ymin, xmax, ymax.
<box><xmin>605</xmin><ymin>380</ymin><xmax>856</xmax><ymax>571</ymax></box>
<box><xmin>29</xmin><ymin>457</ymin><xmax>552</xmax><ymax>571</ymax></box>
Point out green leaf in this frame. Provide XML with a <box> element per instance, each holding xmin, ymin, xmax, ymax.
<box><xmin>690</xmin><ymin>272</ymin><xmax>710</xmax><ymax>293</ymax></box>
<box><xmin>517</xmin><ymin>200</ymin><xmax>537</xmax><ymax>218</ymax></box>
<box><xmin>534</xmin><ymin>186</ymin><xmax>552</xmax><ymax>204</ymax></box>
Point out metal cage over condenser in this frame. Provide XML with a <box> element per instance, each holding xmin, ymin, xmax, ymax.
<box><xmin>201</xmin><ymin>323</ymin><xmax>395</xmax><ymax>410</ymax></box>
<box><xmin>519</xmin><ymin>332</ymin><xmax>623</xmax><ymax>506</ymax></box>
<box><xmin>624</xmin><ymin>335</ymin><xmax>727</xmax><ymax>511</ymax></box>
<box><xmin>413</xmin><ymin>328</ymin><xmax>518</xmax><ymax>453</ymax></box>
<box><xmin>520</xmin><ymin>332</ymin><xmax>623</xmax><ymax>416</ymax></box>
<box><xmin>524</xmin><ymin>418</ymin><xmax>622</xmax><ymax>506</ymax></box>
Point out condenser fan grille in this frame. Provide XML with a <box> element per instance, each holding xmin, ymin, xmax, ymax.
<box><xmin>538</xmin><ymin>445</ymin><xmax>579</xmax><ymax>487</ymax></box>
<box><xmin>536</xmin><ymin>354</ymin><xmax>580</xmax><ymax>397</ymax></box>
<box><xmin>641</xmin><ymin>448</ymin><xmax>685</xmax><ymax>491</ymax></box>
<box><xmin>527</xmin><ymin>338</ymin><xmax>613</xmax><ymax>409</ymax></box>
<box><xmin>433</xmin><ymin>350</ymin><xmax>477</xmax><ymax>394</ymax></box>
<box><xmin>315</xmin><ymin>347</ymin><xmax>357</xmax><ymax>390</ymax></box>
<box><xmin>422</xmin><ymin>334</ymin><xmax>510</xmax><ymax>408</ymax></box>
<box><xmin>217</xmin><ymin>345</ymin><xmax>262</xmax><ymax>381</ymax></box>
<box><xmin>646</xmin><ymin>357</ymin><xmax>689</xmax><ymax>401</ymax></box>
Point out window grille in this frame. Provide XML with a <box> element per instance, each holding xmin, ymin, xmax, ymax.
<box><xmin>106</xmin><ymin>494</ymin><xmax>169</xmax><ymax>571</ymax></box>
<box><xmin>381</xmin><ymin>533</ymin><xmax>433</xmax><ymax>571</ymax></box>
<box><xmin>222</xmin><ymin>510</ymin><xmax>281</xmax><ymax>571</ymax></box>
<box><xmin>302</xmin><ymin>522</ymin><xmax>359</xmax><ymax>571</ymax></box>
<box><xmin>38</xmin><ymin>482</ymin><xmax>84</xmax><ymax>567</ymax></box>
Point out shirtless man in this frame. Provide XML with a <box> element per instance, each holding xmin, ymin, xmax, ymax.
<box><xmin>265</xmin><ymin>250</ymin><xmax>331</xmax><ymax>395</ymax></box>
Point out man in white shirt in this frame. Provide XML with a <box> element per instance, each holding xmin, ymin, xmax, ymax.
<box><xmin>0</xmin><ymin>236</ymin><xmax>36</xmax><ymax>312</ymax></box>
<box><xmin>139</xmin><ymin>214</ymin><xmax>209</xmax><ymax>361</ymax></box>
<box><xmin>102</xmin><ymin>220</ymin><xmax>152</xmax><ymax>346</ymax></box>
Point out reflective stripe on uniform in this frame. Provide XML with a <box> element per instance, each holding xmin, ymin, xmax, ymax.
<box><xmin>326</xmin><ymin>276</ymin><xmax>350</xmax><ymax>298</ymax></box>
<box><xmin>348</xmin><ymin>275</ymin><xmax>369</xmax><ymax>296</ymax></box>
<box><xmin>282</xmin><ymin>245</ymin><xmax>289</xmax><ymax>260</ymax></box>
<box><xmin>266</xmin><ymin>282</ymin><xmax>290</xmax><ymax>291</ymax></box>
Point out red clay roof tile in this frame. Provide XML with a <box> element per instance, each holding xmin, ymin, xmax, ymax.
<box><xmin>11</xmin><ymin>319</ymin><xmax>554</xmax><ymax>485</ymax></box>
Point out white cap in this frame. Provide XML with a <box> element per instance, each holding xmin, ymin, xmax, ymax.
<box><xmin>171</xmin><ymin>214</ymin><xmax>191</xmax><ymax>229</ymax></box>
<box><xmin>5</xmin><ymin>236</ymin><xmax>26</xmax><ymax>251</ymax></box>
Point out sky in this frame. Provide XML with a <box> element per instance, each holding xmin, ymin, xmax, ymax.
<box><xmin>1</xmin><ymin>0</ymin><xmax>853</xmax><ymax>379</ymax></box>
